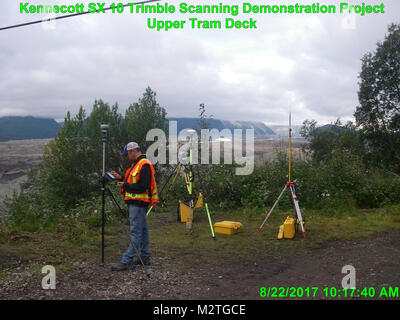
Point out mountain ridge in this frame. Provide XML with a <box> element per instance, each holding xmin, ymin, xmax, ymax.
<box><xmin>0</xmin><ymin>116</ymin><xmax>61</xmax><ymax>141</ymax></box>
<box><xmin>167</xmin><ymin>117</ymin><xmax>276</xmax><ymax>136</ymax></box>
<box><xmin>0</xmin><ymin>116</ymin><xmax>277</xmax><ymax>141</ymax></box>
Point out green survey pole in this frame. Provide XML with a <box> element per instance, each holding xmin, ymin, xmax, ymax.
<box><xmin>146</xmin><ymin>205</ymin><xmax>154</xmax><ymax>216</ymax></box>
<box><xmin>189</xmin><ymin>135</ymin><xmax>193</xmax><ymax>195</ymax></box>
<box><xmin>195</xmin><ymin>165</ymin><xmax>215</xmax><ymax>239</ymax></box>
<box><xmin>204</xmin><ymin>202</ymin><xmax>215</xmax><ymax>238</ymax></box>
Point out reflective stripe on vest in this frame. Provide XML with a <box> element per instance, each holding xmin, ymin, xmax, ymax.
<box><xmin>123</xmin><ymin>158</ymin><xmax>158</xmax><ymax>204</ymax></box>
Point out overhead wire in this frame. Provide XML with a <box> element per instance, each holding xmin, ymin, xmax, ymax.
<box><xmin>0</xmin><ymin>0</ymin><xmax>163</xmax><ymax>31</ymax></box>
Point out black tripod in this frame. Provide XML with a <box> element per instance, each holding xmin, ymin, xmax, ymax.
<box><xmin>103</xmin><ymin>183</ymin><xmax>151</xmax><ymax>279</ymax></box>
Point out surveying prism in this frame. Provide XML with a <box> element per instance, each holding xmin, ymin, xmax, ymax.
<box><xmin>257</xmin><ymin>113</ymin><xmax>306</xmax><ymax>238</ymax></box>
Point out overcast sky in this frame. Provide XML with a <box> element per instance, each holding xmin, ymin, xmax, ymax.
<box><xmin>0</xmin><ymin>0</ymin><xmax>399</xmax><ymax>125</ymax></box>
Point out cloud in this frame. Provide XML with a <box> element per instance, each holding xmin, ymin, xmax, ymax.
<box><xmin>0</xmin><ymin>0</ymin><xmax>399</xmax><ymax>125</ymax></box>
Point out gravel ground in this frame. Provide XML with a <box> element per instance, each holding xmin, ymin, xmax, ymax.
<box><xmin>1</xmin><ymin>230</ymin><xmax>400</xmax><ymax>300</ymax></box>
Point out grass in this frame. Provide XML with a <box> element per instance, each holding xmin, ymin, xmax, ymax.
<box><xmin>147</xmin><ymin>203</ymin><xmax>400</xmax><ymax>270</ymax></box>
<box><xmin>1</xmin><ymin>203</ymin><xmax>400</xmax><ymax>279</ymax></box>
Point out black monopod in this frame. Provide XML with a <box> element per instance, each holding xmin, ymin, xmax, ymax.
<box><xmin>100</xmin><ymin>124</ymin><xmax>108</xmax><ymax>264</ymax></box>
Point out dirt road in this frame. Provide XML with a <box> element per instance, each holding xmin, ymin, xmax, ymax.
<box><xmin>1</xmin><ymin>230</ymin><xmax>399</xmax><ymax>300</ymax></box>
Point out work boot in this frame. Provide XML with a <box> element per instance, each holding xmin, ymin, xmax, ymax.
<box><xmin>111</xmin><ymin>262</ymin><xmax>127</xmax><ymax>271</ymax></box>
<box><xmin>134</xmin><ymin>257</ymin><xmax>151</xmax><ymax>266</ymax></box>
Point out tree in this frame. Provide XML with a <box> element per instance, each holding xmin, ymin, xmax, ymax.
<box><xmin>7</xmin><ymin>89</ymin><xmax>168</xmax><ymax>225</ymax></box>
<box><xmin>84</xmin><ymin>100</ymin><xmax>125</xmax><ymax>173</ymax></box>
<box><xmin>38</xmin><ymin>90</ymin><xmax>168</xmax><ymax>209</ymax></box>
<box><xmin>39</xmin><ymin>106</ymin><xmax>91</xmax><ymax>209</ymax></box>
<box><xmin>354</xmin><ymin>23</ymin><xmax>400</xmax><ymax>168</ymax></box>
<box><xmin>124</xmin><ymin>87</ymin><xmax>167</xmax><ymax>153</ymax></box>
<box><xmin>300</xmin><ymin>119</ymin><xmax>364</xmax><ymax>163</ymax></box>
<box><xmin>197</xmin><ymin>103</ymin><xmax>213</xmax><ymax>132</ymax></box>
<box><xmin>38</xmin><ymin>101</ymin><xmax>126</xmax><ymax>209</ymax></box>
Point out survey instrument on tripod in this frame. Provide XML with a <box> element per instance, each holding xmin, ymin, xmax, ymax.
<box><xmin>146</xmin><ymin>129</ymin><xmax>216</xmax><ymax>239</ymax></box>
<box><xmin>257</xmin><ymin>113</ymin><xmax>306</xmax><ymax>238</ymax></box>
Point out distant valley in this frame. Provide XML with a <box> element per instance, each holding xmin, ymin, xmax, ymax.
<box><xmin>0</xmin><ymin>115</ymin><xmax>307</xmax><ymax>208</ymax></box>
<box><xmin>0</xmin><ymin>139</ymin><xmax>50</xmax><ymax>210</ymax></box>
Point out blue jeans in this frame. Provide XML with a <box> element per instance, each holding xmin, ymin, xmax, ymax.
<box><xmin>121</xmin><ymin>204</ymin><xmax>150</xmax><ymax>264</ymax></box>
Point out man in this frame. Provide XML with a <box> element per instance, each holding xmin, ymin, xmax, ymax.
<box><xmin>110</xmin><ymin>142</ymin><xmax>158</xmax><ymax>271</ymax></box>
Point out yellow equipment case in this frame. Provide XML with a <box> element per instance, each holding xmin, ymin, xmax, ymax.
<box><xmin>179</xmin><ymin>201</ymin><xmax>194</xmax><ymax>223</ymax></box>
<box><xmin>214</xmin><ymin>221</ymin><xmax>243</xmax><ymax>235</ymax></box>
<box><xmin>178</xmin><ymin>194</ymin><xmax>203</xmax><ymax>223</ymax></box>
<box><xmin>277</xmin><ymin>216</ymin><xmax>295</xmax><ymax>239</ymax></box>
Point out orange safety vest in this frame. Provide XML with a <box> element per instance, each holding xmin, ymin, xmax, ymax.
<box><xmin>120</xmin><ymin>158</ymin><xmax>159</xmax><ymax>206</ymax></box>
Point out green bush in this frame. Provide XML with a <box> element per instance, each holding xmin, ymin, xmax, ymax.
<box><xmin>4</xmin><ymin>143</ymin><xmax>400</xmax><ymax>231</ymax></box>
<box><xmin>354</xmin><ymin>172</ymin><xmax>400</xmax><ymax>208</ymax></box>
<box><xmin>163</xmin><ymin>150</ymin><xmax>400</xmax><ymax>213</ymax></box>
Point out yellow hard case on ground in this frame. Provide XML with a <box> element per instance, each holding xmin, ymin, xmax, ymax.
<box><xmin>214</xmin><ymin>221</ymin><xmax>243</xmax><ymax>235</ymax></box>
